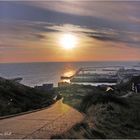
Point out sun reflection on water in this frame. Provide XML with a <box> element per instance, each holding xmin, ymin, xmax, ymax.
<box><xmin>63</xmin><ymin>70</ymin><xmax>75</xmax><ymax>77</ymax></box>
<box><xmin>59</xmin><ymin>63</ymin><xmax>77</xmax><ymax>84</ymax></box>
<box><xmin>61</xmin><ymin>70</ymin><xmax>76</xmax><ymax>83</ymax></box>
<box><xmin>61</xmin><ymin>79</ymin><xmax>71</xmax><ymax>83</ymax></box>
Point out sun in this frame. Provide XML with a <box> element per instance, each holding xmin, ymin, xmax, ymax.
<box><xmin>59</xmin><ymin>33</ymin><xmax>77</xmax><ymax>50</ymax></box>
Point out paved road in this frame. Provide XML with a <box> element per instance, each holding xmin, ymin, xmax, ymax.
<box><xmin>0</xmin><ymin>99</ymin><xmax>84</xmax><ymax>139</ymax></box>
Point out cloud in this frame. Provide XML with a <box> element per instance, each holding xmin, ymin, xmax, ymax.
<box><xmin>2</xmin><ymin>1</ymin><xmax>140</xmax><ymax>32</ymax></box>
<box><xmin>27</xmin><ymin>1</ymin><xmax>140</xmax><ymax>24</ymax></box>
<box><xmin>0</xmin><ymin>1</ymin><xmax>140</xmax><ymax>62</ymax></box>
<box><xmin>44</xmin><ymin>23</ymin><xmax>140</xmax><ymax>47</ymax></box>
<box><xmin>0</xmin><ymin>20</ymin><xmax>49</xmax><ymax>44</ymax></box>
<box><xmin>0</xmin><ymin>19</ymin><xmax>140</xmax><ymax>50</ymax></box>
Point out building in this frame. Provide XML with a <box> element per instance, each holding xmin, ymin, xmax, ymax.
<box><xmin>131</xmin><ymin>76</ymin><xmax>140</xmax><ymax>93</ymax></box>
<box><xmin>35</xmin><ymin>83</ymin><xmax>53</xmax><ymax>91</ymax></box>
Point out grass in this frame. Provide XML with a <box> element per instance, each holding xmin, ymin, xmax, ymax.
<box><xmin>53</xmin><ymin>78</ymin><xmax>140</xmax><ymax>139</ymax></box>
<box><xmin>55</xmin><ymin>84</ymin><xmax>99</xmax><ymax>109</ymax></box>
<box><xmin>0</xmin><ymin>77</ymin><xmax>57</xmax><ymax>116</ymax></box>
<box><xmin>80</xmin><ymin>91</ymin><xmax>129</xmax><ymax>113</ymax></box>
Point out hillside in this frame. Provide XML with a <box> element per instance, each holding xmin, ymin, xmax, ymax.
<box><xmin>0</xmin><ymin>77</ymin><xmax>57</xmax><ymax>116</ymax></box>
<box><xmin>55</xmin><ymin>84</ymin><xmax>127</xmax><ymax>109</ymax></box>
<box><xmin>53</xmin><ymin>93</ymin><xmax>140</xmax><ymax>139</ymax></box>
<box><xmin>53</xmin><ymin>78</ymin><xmax>140</xmax><ymax>139</ymax></box>
<box><xmin>55</xmin><ymin>84</ymin><xmax>94</xmax><ymax>109</ymax></box>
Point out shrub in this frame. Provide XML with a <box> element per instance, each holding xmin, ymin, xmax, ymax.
<box><xmin>80</xmin><ymin>92</ymin><xmax>128</xmax><ymax>112</ymax></box>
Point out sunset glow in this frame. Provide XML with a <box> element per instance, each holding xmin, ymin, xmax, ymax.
<box><xmin>0</xmin><ymin>1</ymin><xmax>140</xmax><ymax>63</ymax></box>
<box><xmin>59</xmin><ymin>33</ymin><xmax>78</xmax><ymax>50</ymax></box>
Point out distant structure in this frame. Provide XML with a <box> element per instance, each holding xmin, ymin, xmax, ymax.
<box><xmin>35</xmin><ymin>83</ymin><xmax>53</xmax><ymax>91</ymax></box>
<box><xmin>131</xmin><ymin>76</ymin><xmax>140</xmax><ymax>93</ymax></box>
<box><xmin>71</xmin><ymin>67</ymin><xmax>120</xmax><ymax>85</ymax></box>
<box><xmin>58</xmin><ymin>66</ymin><xmax>140</xmax><ymax>87</ymax></box>
<box><xmin>118</xmin><ymin>68</ymin><xmax>140</xmax><ymax>83</ymax></box>
<box><xmin>106</xmin><ymin>87</ymin><xmax>114</xmax><ymax>92</ymax></box>
<box><xmin>58</xmin><ymin>81</ymin><xmax>70</xmax><ymax>87</ymax></box>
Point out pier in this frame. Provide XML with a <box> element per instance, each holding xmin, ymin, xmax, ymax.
<box><xmin>59</xmin><ymin>66</ymin><xmax>140</xmax><ymax>86</ymax></box>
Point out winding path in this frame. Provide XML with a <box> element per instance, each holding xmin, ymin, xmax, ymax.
<box><xmin>0</xmin><ymin>99</ymin><xmax>84</xmax><ymax>139</ymax></box>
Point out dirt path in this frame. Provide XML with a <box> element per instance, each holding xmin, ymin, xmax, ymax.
<box><xmin>0</xmin><ymin>99</ymin><xmax>84</xmax><ymax>139</ymax></box>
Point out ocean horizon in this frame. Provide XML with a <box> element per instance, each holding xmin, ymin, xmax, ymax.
<box><xmin>0</xmin><ymin>61</ymin><xmax>139</xmax><ymax>87</ymax></box>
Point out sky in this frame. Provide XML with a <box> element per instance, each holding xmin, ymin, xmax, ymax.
<box><xmin>0</xmin><ymin>1</ymin><xmax>140</xmax><ymax>63</ymax></box>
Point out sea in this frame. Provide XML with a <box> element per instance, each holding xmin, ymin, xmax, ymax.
<box><xmin>0</xmin><ymin>61</ymin><xmax>139</xmax><ymax>87</ymax></box>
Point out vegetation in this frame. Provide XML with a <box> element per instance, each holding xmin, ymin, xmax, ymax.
<box><xmin>55</xmin><ymin>84</ymin><xmax>97</xmax><ymax>109</ymax></box>
<box><xmin>0</xmin><ymin>77</ymin><xmax>58</xmax><ymax>116</ymax></box>
<box><xmin>1</xmin><ymin>75</ymin><xmax>140</xmax><ymax>138</ymax></box>
<box><xmin>80</xmin><ymin>92</ymin><xmax>128</xmax><ymax>113</ymax></box>
<box><xmin>53</xmin><ymin>77</ymin><xmax>140</xmax><ymax>139</ymax></box>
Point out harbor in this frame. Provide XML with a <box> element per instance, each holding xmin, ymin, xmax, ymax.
<box><xmin>59</xmin><ymin>66</ymin><xmax>140</xmax><ymax>87</ymax></box>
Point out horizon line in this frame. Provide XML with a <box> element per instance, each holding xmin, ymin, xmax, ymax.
<box><xmin>0</xmin><ymin>60</ymin><xmax>140</xmax><ymax>64</ymax></box>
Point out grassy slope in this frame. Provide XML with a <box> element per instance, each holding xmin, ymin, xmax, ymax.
<box><xmin>55</xmin><ymin>84</ymin><xmax>98</xmax><ymax>109</ymax></box>
<box><xmin>53</xmin><ymin>83</ymin><xmax>140</xmax><ymax>139</ymax></box>
<box><xmin>0</xmin><ymin>77</ymin><xmax>56</xmax><ymax>116</ymax></box>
